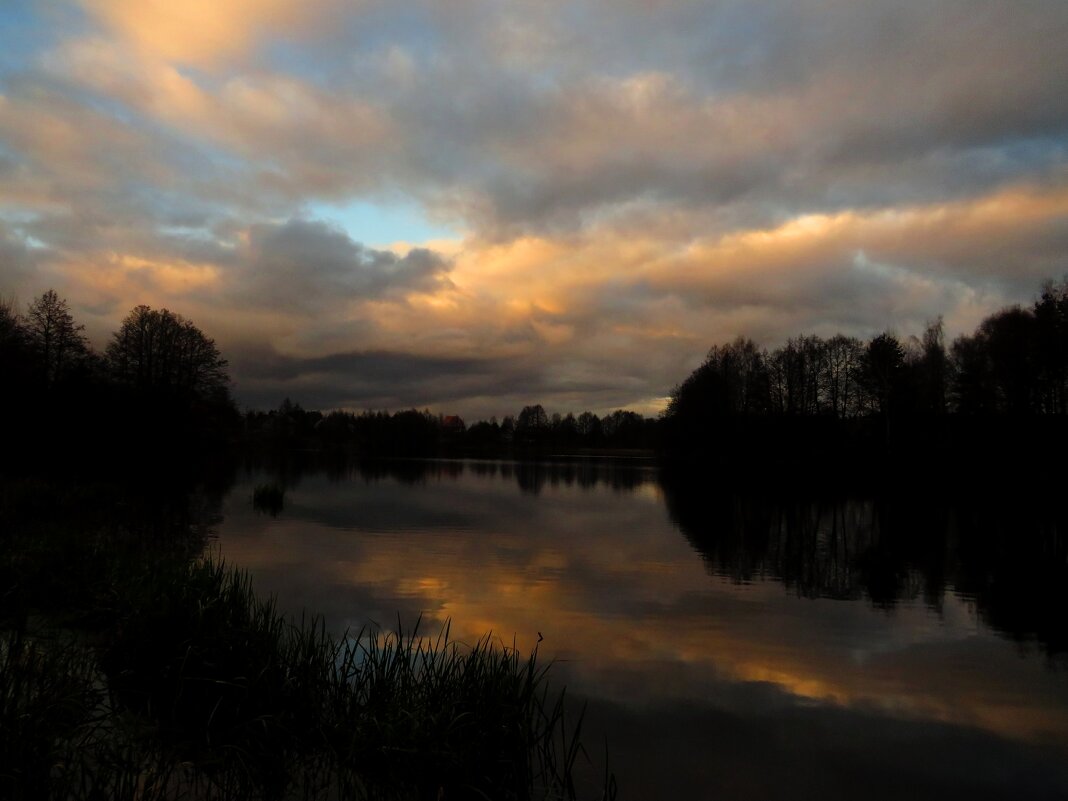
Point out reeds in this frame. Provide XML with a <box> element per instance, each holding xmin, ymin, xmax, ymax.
<box><xmin>1</xmin><ymin>477</ymin><xmax>612</xmax><ymax>799</ymax></box>
<box><xmin>2</xmin><ymin>549</ymin><xmax>610</xmax><ymax>800</ymax></box>
<box><xmin>0</xmin><ymin>628</ymin><xmax>99</xmax><ymax>799</ymax></box>
<box><xmin>321</xmin><ymin>619</ymin><xmax>589</xmax><ymax>800</ymax></box>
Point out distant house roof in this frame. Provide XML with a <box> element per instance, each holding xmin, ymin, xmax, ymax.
<box><xmin>442</xmin><ymin>415</ymin><xmax>465</xmax><ymax>430</ymax></box>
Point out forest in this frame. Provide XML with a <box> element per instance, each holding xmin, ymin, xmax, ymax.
<box><xmin>659</xmin><ymin>277</ymin><xmax>1068</xmax><ymax>471</ymax></box>
<box><xmin>0</xmin><ymin>292</ymin><xmax>238</xmax><ymax>473</ymax></box>
<box><xmin>3</xmin><ymin>276</ymin><xmax>1068</xmax><ymax>469</ymax></box>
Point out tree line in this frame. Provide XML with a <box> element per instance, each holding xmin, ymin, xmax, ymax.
<box><xmin>662</xmin><ymin>277</ymin><xmax>1068</xmax><ymax>468</ymax></box>
<box><xmin>7</xmin><ymin>276</ymin><xmax>1067</xmax><ymax>469</ymax></box>
<box><xmin>242</xmin><ymin>400</ymin><xmax>659</xmax><ymax>457</ymax></box>
<box><xmin>0</xmin><ymin>290</ymin><xmax>236</xmax><ymax>472</ymax></box>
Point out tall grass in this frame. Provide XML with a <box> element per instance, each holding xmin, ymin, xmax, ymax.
<box><xmin>100</xmin><ymin>557</ymin><xmax>601</xmax><ymax>800</ymax></box>
<box><xmin>1</xmin><ymin>478</ymin><xmax>612</xmax><ymax>800</ymax></box>
<box><xmin>0</xmin><ymin>628</ymin><xmax>98</xmax><ymax>799</ymax></box>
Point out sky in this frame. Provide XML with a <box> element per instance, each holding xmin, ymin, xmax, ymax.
<box><xmin>1</xmin><ymin>1</ymin><xmax>1067</xmax><ymax>418</ymax></box>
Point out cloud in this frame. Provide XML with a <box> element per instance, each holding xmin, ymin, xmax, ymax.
<box><xmin>78</xmin><ymin>0</ymin><xmax>348</xmax><ymax>68</ymax></box>
<box><xmin>327</xmin><ymin>0</ymin><xmax>1068</xmax><ymax>235</ymax></box>
<box><xmin>39</xmin><ymin>37</ymin><xmax>395</xmax><ymax>202</ymax></box>
<box><xmin>2</xmin><ymin>0</ymin><xmax>1068</xmax><ymax>415</ymax></box>
<box><xmin>7</xmin><ymin>183</ymin><xmax>1066</xmax><ymax>418</ymax></box>
<box><xmin>232</xmin><ymin>218</ymin><xmax>452</xmax><ymax>314</ymax></box>
<box><xmin>228</xmin><ymin>345</ymin><xmax>531</xmax><ymax>411</ymax></box>
<box><xmin>43</xmin><ymin>1</ymin><xmax>1068</xmax><ymax>237</ymax></box>
<box><xmin>0</xmin><ymin>222</ymin><xmax>41</xmax><ymax>293</ymax></box>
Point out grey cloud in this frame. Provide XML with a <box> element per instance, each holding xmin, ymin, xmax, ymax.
<box><xmin>275</xmin><ymin>0</ymin><xmax>1064</xmax><ymax>234</ymax></box>
<box><xmin>4</xmin><ymin>0</ymin><xmax>1068</xmax><ymax>418</ymax></box>
<box><xmin>0</xmin><ymin>222</ymin><xmax>40</xmax><ymax>289</ymax></box>
<box><xmin>15</xmin><ymin>0</ymin><xmax>1068</xmax><ymax>238</ymax></box>
<box><xmin>16</xmin><ymin>208</ymin><xmax>243</xmax><ymax>280</ymax></box>
<box><xmin>645</xmin><ymin>251</ymin><xmax>983</xmax><ymax>347</ymax></box>
<box><xmin>225</xmin><ymin>339</ymin><xmax>666</xmax><ymax>418</ymax></box>
<box><xmin>227</xmin><ymin>344</ymin><xmax>546</xmax><ymax>412</ymax></box>
<box><xmin>234</xmin><ymin>218</ymin><xmax>451</xmax><ymax>313</ymax></box>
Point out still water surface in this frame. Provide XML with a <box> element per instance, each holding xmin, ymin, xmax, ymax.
<box><xmin>216</xmin><ymin>459</ymin><xmax>1068</xmax><ymax>800</ymax></box>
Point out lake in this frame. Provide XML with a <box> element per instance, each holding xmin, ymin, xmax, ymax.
<box><xmin>215</xmin><ymin>458</ymin><xmax>1068</xmax><ymax>800</ymax></box>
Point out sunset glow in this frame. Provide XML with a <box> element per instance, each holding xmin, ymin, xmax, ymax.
<box><xmin>2</xmin><ymin>0</ymin><xmax>1067</xmax><ymax>415</ymax></box>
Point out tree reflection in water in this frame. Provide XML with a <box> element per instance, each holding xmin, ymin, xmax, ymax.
<box><xmin>660</xmin><ymin>469</ymin><xmax>1068</xmax><ymax>659</ymax></box>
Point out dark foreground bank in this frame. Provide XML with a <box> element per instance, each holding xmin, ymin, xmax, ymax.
<box><xmin>0</xmin><ymin>478</ymin><xmax>609</xmax><ymax>801</ymax></box>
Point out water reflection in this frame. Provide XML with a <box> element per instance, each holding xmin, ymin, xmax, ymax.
<box><xmin>660</xmin><ymin>470</ymin><xmax>1068</xmax><ymax>658</ymax></box>
<box><xmin>244</xmin><ymin>452</ymin><xmax>658</xmax><ymax>492</ymax></box>
<box><xmin>219</xmin><ymin>458</ymin><xmax>1068</xmax><ymax>800</ymax></box>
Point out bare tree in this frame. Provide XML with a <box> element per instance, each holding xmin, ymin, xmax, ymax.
<box><xmin>576</xmin><ymin>411</ymin><xmax>602</xmax><ymax>441</ymax></box>
<box><xmin>1033</xmin><ymin>278</ymin><xmax>1068</xmax><ymax>414</ymax></box>
<box><xmin>668</xmin><ymin>336</ymin><xmax>769</xmax><ymax>420</ymax></box>
<box><xmin>106</xmin><ymin>305</ymin><xmax>228</xmax><ymax>398</ymax></box>
<box><xmin>25</xmin><ymin>290</ymin><xmax>89</xmax><ymax>386</ymax></box>
<box><xmin>517</xmin><ymin>404</ymin><xmax>549</xmax><ymax>432</ymax></box>
<box><xmin>823</xmin><ymin>334</ymin><xmax>863</xmax><ymax>418</ymax></box>
<box><xmin>769</xmin><ymin>337</ymin><xmax>823</xmax><ymax>415</ymax></box>
<box><xmin>0</xmin><ymin>296</ymin><xmax>23</xmax><ymax>349</ymax></box>
<box><xmin>862</xmin><ymin>332</ymin><xmax>906</xmax><ymax>416</ymax></box>
<box><xmin>917</xmin><ymin>317</ymin><xmax>948</xmax><ymax>414</ymax></box>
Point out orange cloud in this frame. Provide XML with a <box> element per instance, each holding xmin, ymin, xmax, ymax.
<box><xmin>45</xmin><ymin>38</ymin><xmax>393</xmax><ymax>184</ymax></box>
<box><xmin>54</xmin><ymin>252</ymin><xmax>220</xmax><ymax>311</ymax></box>
<box><xmin>79</xmin><ymin>0</ymin><xmax>346</xmax><ymax>67</ymax></box>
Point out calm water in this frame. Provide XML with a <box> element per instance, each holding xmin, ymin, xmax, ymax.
<box><xmin>216</xmin><ymin>459</ymin><xmax>1068</xmax><ymax>800</ymax></box>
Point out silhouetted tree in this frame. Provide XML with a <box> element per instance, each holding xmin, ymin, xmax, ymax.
<box><xmin>316</xmin><ymin>410</ymin><xmax>357</xmax><ymax>447</ymax></box>
<box><xmin>466</xmin><ymin>419</ymin><xmax>503</xmax><ymax>450</ymax></box>
<box><xmin>517</xmin><ymin>404</ymin><xmax>548</xmax><ymax>431</ymax></box>
<box><xmin>668</xmin><ymin>336</ymin><xmax>769</xmax><ymax>421</ymax></box>
<box><xmin>980</xmin><ymin>307</ymin><xmax>1038</xmax><ymax>414</ymax></box>
<box><xmin>822</xmin><ymin>334</ymin><xmax>863</xmax><ymax>418</ymax></box>
<box><xmin>0</xmin><ymin>296</ymin><xmax>21</xmax><ymax>344</ymax></box>
<box><xmin>861</xmin><ymin>333</ymin><xmax>906</xmax><ymax>417</ymax></box>
<box><xmin>660</xmin><ymin>276</ymin><xmax>1068</xmax><ymax>466</ymax></box>
<box><xmin>0</xmin><ymin>297</ymin><xmax>27</xmax><ymax>366</ymax></box>
<box><xmin>554</xmin><ymin>412</ymin><xmax>579</xmax><ymax>447</ymax></box>
<box><xmin>601</xmin><ymin>409</ymin><xmax>651</xmax><ymax>448</ymax></box>
<box><xmin>769</xmin><ymin>336</ymin><xmax>825</xmax><ymax>415</ymax></box>
<box><xmin>516</xmin><ymin>404</ymin><xmax>549</xmax><ymax>447</ymax></box>
<box><xmin>380</xmin><ymin>409</ymin><xmax>435</xmax><ymax>455</ymax></box>
<box><xmin>950</xmin><ymin>332</ymin><xmax>997</xmax><ymax>414</ymax></box>
<box><xmin>576</xmin><ymin>411</ymin><xmax>602</xmax><ymax>443</ymax></box>
<box><xmin>500</xmin><ymin>415</ymin><xmax>515</xmax><ymax>443</ymax></box>
<box><xmin>24</xmin><ymin>290</ymin><xmax>90</xmax><ymax>387</ymax></box>
<box><xmin>0</xmin><ymin>297</ymin><xmax>35</xmax><ymax>418</ymax></box>
<box><xmin>915</xmin><ymin>317</ymin><xmax>948</xmax><ymax>414</ymax></box>
<box><xmin>1033</xmin><ymin>278</ymin><xmax>1068</xmax><ymax>414</ymax></box>
<box><xmin>106</xmin><ymin>305</ymin><xmax>228</xmax><ymax>400</ymax></box>
<box><xmin>721</xmin><ymin>337</ymin><xmax>770</xmax><ymax>415</ymax></box>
